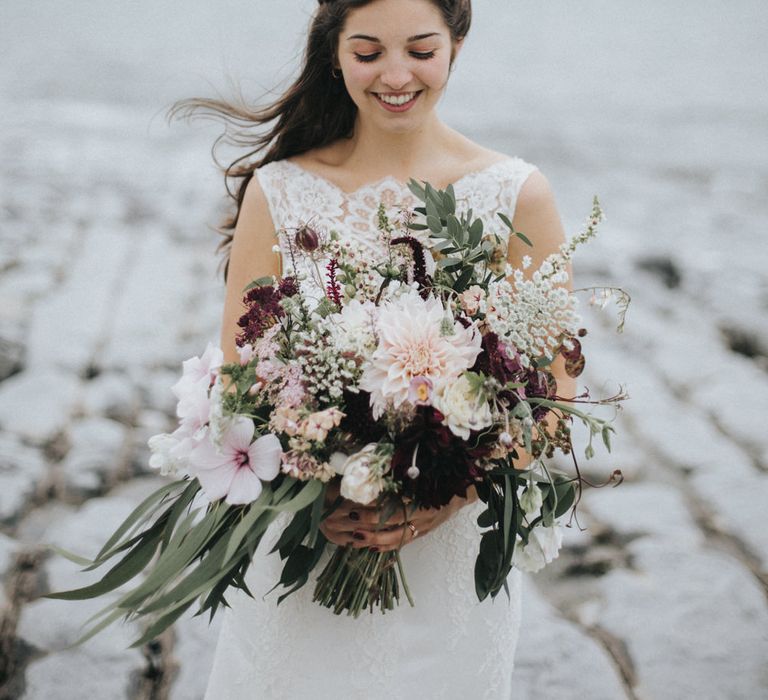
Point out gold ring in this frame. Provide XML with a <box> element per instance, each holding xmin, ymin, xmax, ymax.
<box><xmin>407</xmin><ymin>521</ymin><xmax>419</xmax><ymax>538</ymax></box>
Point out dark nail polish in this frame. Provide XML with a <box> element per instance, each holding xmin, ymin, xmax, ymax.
<box><xmin>348</xmin><ymin>511</ymin><xmax>360</xmax><ymax>521</ymax></box>
<box><xmin>369</xmin><ymin>547</ymin><xmax>379</xmax><ymax>553</ymax></box>
<box><xmin>353</xmin><ymin>531</ymin><xmax>365</xmax><ymax>541</ymax></box>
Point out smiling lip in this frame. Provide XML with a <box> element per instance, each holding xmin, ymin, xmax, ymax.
<box><xmin>372</xmin><ymin>91</ymin><xmax>422</xmax><ymax>113</ymax></box>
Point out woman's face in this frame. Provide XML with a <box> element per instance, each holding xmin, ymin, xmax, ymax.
<box><xmin>337</xmin><ymin>0</ymin><xmax>461</xmax><ymax>133</ymax></box>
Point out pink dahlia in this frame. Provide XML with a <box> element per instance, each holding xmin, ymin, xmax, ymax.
<box><xmin>360</xmin><ymin>290</ymin><xmax>482</xmax><ymax>418</ymax></box>
<box><xmin>188</xmin><ymin>417</ymin><xmax>282</xmax><ymax>505</ymax></box>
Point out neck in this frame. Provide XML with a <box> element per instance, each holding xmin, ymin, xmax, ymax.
<box><xmin>341</xmin><ymin>112</ymin><xmax>454</xmax><ymax>177</ymax></box>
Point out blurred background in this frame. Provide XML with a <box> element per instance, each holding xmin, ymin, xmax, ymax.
<box><xmin>1</xmin><ymin>1</ymin><xmax>767</xmax><ymax>698</ymax></box>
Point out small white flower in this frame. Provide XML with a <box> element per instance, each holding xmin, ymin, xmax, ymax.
<box><xmin>520</xmin><ymin>483</ymin><xmax>544</xmax><ymax>515</ymax></box>
<box><xmin>512</xmin><ymin>523</ymin><xmax>564</xmax><ymax>573</ymax></box>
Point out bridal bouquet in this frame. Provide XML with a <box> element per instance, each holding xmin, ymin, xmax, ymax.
<box><xmin>47</xmin><ymin>180</ymin><xmax>626</xmax><ymax>646</ymax></box>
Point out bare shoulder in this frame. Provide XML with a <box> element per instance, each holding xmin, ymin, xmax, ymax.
<box><xmin>508</xmin><ymin>169</ymin><xmax>567</xmax><ymax>265</ymax></box>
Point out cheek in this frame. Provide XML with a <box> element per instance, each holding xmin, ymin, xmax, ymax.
<box><xmin>419</xmin><ymin>58</ymin><xmax>452</xmax><ymax>89</ymax></box>
<box><xmin>342</xmin><ymin>62</ymin><xmax>378</xmax><ymax>91</ymax></box>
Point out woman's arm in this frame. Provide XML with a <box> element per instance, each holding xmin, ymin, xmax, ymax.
<box><xmin>507</xmin><ymin>170</ymin><xmax>577</xmax><ymax>468</ymax></box>
<box><xmin>219</xmin><ymin>175</ymin><xmax>281</xmax><ymax>365</ymax></box>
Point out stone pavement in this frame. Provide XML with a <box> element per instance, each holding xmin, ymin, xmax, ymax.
<box><xmin>1</xmin><ymin>107</ymin><xmax>767</xmax><ymax>700</ymax></box>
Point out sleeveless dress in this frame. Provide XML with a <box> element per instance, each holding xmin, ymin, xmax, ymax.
<box><xmin>203</xmin><ymin>156</ymin><xmax>538</xmax><ymax>700</ymax></box>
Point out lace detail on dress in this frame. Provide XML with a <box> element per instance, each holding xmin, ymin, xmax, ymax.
<box><xmin>204</xmin><ymin>155</ymin><xmax>537</xmax><ymax>700</ymax></box>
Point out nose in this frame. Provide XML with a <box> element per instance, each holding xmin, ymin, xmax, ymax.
<box><xmin>380</xmin><ymin>57</ymin><xmax>413</xmax><ymax>91</ymax></box>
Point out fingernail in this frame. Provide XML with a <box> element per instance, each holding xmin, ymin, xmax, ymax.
<box><xmin>348</xmin><ymin>511</ymin><xmax>360</xmax><ymax>521</ymax></box>
<box><xmin>353</xmin><ymin>531</ymin><xmax>365</xmax><ymax>541</ymax></box>
<box><xmin>369</xmin><ymin>546</ymin><xmax>379</xmax><ymax>553</ymax></box>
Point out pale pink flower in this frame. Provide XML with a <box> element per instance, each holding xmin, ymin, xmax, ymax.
<box><xmin>174</xmin><ymin>376</ymin><xmax>212</xmax><ymax>435</ymax></box>
<box><xmin>270</xmin><ymin>406</ymin><xmax>301</xmax><ymax>436</ymax></box>
<box><xmin>360</xmin><ymin>290</ymin><xmax>482</xmax><ymax>418</ymax></box>
<box><xmin>189</xmin><ymin>417</ymin><xmax>282</xmax><ymax>505</ymax></box>
<box><xmin>407</xmin><ymin>376</ymin><xmax>433</xmax><ymax>406</ymax></box>
<box><xmin>237</xmin><ymin>343</ymin><xmax>255</xmax><ymax>366</ymax></box>
<box><xmin>457</xmin><ymin>285</ymin><xmax>485</xmax><ymax>316</ymax></box>
<box><xmin>276</xmin><ymin>364</ymin><xmax>308</xmax><ymax>408</ymax></box>
<box><xmin>172</xmin><ymin>343</ymin><xmax>223</xmax><ymax>399</ymax></box>
<box><xmin>298</xmin><ymin>408</ymin><xmax>345</xmax><ymax>443</ymax></box>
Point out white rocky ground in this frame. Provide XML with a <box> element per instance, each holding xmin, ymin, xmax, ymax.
<box><xmin>2</xmin><ymin>1</ymin><xmax>768</xmax><ymax>698</ymax></box>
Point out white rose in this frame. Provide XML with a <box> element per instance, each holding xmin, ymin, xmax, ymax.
<box><xmin>334</xmin><ymin>444</ymin><xmax>385</xmax><ymax>505</ymax></box>
<box><xmin>512</xmin><ymin>523</ymin><xmax>564</xmax><ymax>573</ymax></box>
<box><xmin>433</xmin><ymin>375</ymin><xmax>492</xmax><ymax>440</ymax></box>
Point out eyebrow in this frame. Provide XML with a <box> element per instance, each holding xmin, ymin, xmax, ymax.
<box><xmin>346</xmin><ymin>32</ymin><xmax>441</xmax><ymax>42</ymax></box>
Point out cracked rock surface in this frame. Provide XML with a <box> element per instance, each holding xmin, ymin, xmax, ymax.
<box><xmin>2</xmin><ymin>1</ymin><xmax>767</xmax><ymax>698</ymax></box>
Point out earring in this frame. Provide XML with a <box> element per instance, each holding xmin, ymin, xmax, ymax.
<box><xmin>331</xmin><ymin>67</ymin><xmax>341</xmax><ymax>79</ymax></box>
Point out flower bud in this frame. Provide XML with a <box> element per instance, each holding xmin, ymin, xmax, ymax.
<box><xmin>295</xmin><ymin>225</ymin><xmax>320</xmax><ymax>252</ymax></box>
<box><xmin>520</xmin><ymin>484</ymin><xmax>544</xmax><ymax>515</ymax></box>
<box><xmin>499</xmin><ymin>431</ymin><xmax>514</xmax><ymax>447</ymax></box>
<box><xmin>407</xmin><ymin>465</ymin><xmax>420</xmax><ymax>479</ymax></box>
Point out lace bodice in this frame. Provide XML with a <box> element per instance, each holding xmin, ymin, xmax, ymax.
<box><xmin>256</xmin><ymin>156</ymin><xmax>537</xmax><ymax>267</ymax></box>
<box><xmin>204</xmin><ymin>155</ymin><xmax>537</xmax><ymax>700</ymax></box>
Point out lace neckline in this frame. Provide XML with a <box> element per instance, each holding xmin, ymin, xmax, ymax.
<box><xmin>282</xmin><ymin>157</ymin><xmax>516</xmax><ymax>198</ymax></box>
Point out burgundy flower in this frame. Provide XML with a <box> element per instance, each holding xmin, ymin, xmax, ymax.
<box><xmin>278</xmin><ymin>276</ymin><xmax>299</xmax><ymax>297</ymax></box>
<box><xmin>338</xmin><ymin>390</ymin><xmax>386</xmax><ymax>444</ymax></box>
<box><xmin>391</xmin><ymin>236</ymin><xmax>431</xmax><ymax>293</ymax></box>
<box><xmin>236</xmin><ymin>285</ymin><xmax>284</xmax><ymax>346</ymax></box>
<box><xmin>391</xmin><ymin>408</ymin><xmax>488</xmax><ymax>508</ymax></box>
<box><xmin>472</xmin><ymin>332</ymin><xmax>523</xmax><ymax>384</ymax></box>
<box><xmin>295</xmin><ymin>224</ymin><xmax>320</xmax><ymax>253</ymax></box>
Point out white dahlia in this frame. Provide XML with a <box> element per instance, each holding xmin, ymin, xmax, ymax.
<box><xmin>359</xmin><ymin>290</ymin><xmax>482</xmax><ymax>418</ymax></box>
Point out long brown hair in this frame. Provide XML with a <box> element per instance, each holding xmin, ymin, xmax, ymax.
<box><xmin>169</xmin><ymin>0</ymin><xmax>472</xmax><ymax>280</ymax></box>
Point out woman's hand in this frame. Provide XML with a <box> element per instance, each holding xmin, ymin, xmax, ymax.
<box><xmin>319</xmin><ymin>481</ymin><xmax>479</xmax><ymax>553</ymax></box>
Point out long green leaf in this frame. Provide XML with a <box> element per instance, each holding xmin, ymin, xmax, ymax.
<box><xmin>94</xmin><ymin>480</ymin><xmax>185</xmax><ymax>562</ymax></box>
<box><xmin>223</xmin><ymin>487</ymin><xmax>273</xmax><ymax>563</ymax></box>
<box><xmin>45</xmin><ymin>524</ymin><xmax>164</xmax><ymax>601</ymax></box>
<box><xmin>116</xmin><ymin>505</ymin><xmax>224</xmax><ymax>609</ymax></box>
<box><xmin>129</xmin><ymin>599</ymin><xmax>195</xmax><ymax>648</ymax></box>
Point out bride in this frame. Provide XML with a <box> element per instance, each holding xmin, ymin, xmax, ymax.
<box><xmin>186</xmin><ymin>0</ymin><xmax>574</xmax><ymax>697</ymax></box>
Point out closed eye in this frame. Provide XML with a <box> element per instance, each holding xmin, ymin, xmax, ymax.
<box><xmin>353</xmin><ymin>50</ymin><xmax>436</xmax><ymax>63</ymax></box>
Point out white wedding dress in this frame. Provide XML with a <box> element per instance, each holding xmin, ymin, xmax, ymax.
<box><xmin>203</xmin><ymin>156</ymin><xmax>538</xmax><ymax>700</ymax></box>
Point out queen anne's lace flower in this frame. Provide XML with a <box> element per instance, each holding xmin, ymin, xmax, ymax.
<box><xmin>482</xmin><ymin>266</ymin><xmax>580</xmax><ymax>366</ymax></box>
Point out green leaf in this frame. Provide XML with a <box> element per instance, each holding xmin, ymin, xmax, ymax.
<box><xmin>223</xmin><ymin>486</ymin><xmax>273</xmax><ymax>563</ymax></box>
<box><xmin>243</xmin><ymin>276</ymin><xmax>275</xmax><ymax>292</ymax></box>
<box><xmin>262</xmin><ymin>479</ymin><xmax>324</xmax><ymax>514</ymax></box>
<box><xmin>45</xmin><ymin>527</ymin><xmax>162</xmax><ymax>601</ymax></box>
<box><xmin>515</xmin><ymin>231</ymin><xmax>533</xmax><ymax>247</ymax></box>
<box><xmin>453</xmin><ymin>267</ymin><xmax>474</xmax><ymax>293</ymax></box>
<box><xmin>468</xmin><ymin>218</ymin><xmax>483</xmax><ymax>247</ymax></box>
<box><xmin>446</xmin><ymin>214</ymin><xmax>462</xmax><ymax>241</ymax></box>
<box><xmin>93</xmin><ymin>480</ymin><xmax>186</xmax><ymax>563</ymax></box>
<box><xmin>67</xmin><ymin>608</ymin><xmax>126</xmax><ymax>649</ymax></box>
<box><xmin>160</xmin><ymin>480</ymin><xmax>203</xmax><ymax>553</ymax></box>
<box><xmin>497</xmin><ymin>212</ymin><xmax>514</xmax><ymax>230</ymax></box>
<box><xmin>129</xmin><ymin>599</ymin><xmax>196</xmax><ymax>648</ymax></box>
<box><xmin>46</xmin><ymin>545</ymin><xmax>94</xmax><ymax>568</ymax></box>
<box><xmin>426</xmin><ymin>215</ymin><xmax>443</xmax><ymax>234</ymax></box>
<box><xmin>476</xmin><ymin>509</ymin><xmax>495</xmax><ymax>528</ymax></box>
<box><xmin>116</xmin><ymin>505</ymin><xmax>225</xmax><ymax>609</ymax></box>
<box><xmin>407</xmin><ymin>179</ymin><xmax>426</xmax><ymax>200</ymax></box>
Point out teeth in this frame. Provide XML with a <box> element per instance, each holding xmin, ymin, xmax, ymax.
<box><xmin>377</xmin><ymin>92</ymin><xmax>417</xmax><ymax>106</ymax></box>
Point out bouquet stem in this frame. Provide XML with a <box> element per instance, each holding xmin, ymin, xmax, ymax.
<box><xmin>312</xmin><ymin>546</ymin><xmax>414</xmax><ymax>616</ymax></box>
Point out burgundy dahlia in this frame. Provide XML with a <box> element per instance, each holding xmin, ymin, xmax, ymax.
<box><xmin>391</xmin><ymin>408</ymin><xmax>486</xmax><ymax>508</ymax></box>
